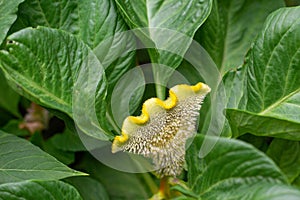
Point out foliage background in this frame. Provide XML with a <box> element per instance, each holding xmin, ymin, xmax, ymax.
<box><xmin>0</xmin><ymin>0</ymin><xmax>300</xmax><ymax>199</ymax></box>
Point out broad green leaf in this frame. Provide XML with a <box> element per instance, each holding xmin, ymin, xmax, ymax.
<box><xmin>77</xmin><ymin>154</ymin><xmax>151</xmax><ymax>199</ymax></box>
<box><xmin>115</xmin><ymin>0</ymin><xmax>212</xmax><ymax>98</ymax></box>
<box><xmin>10</xmin><ymin>0</ymin><xmax>78</xmax><ymax>33</ymax></box>
<box><xmin>11</xmin><ymin>0</ymin><xmax>136</xmax><ymax>93</ymax></box>
<box><xmin>186</xmin><ymin>135</ymin><xmax>300</xmax><ymax>199</ymax></box>
<box><xmin>226</xmin><ymin>109</ymin><xmax>300</xmax><ymax>140</ymax></box>
<box><xmin>0</xmin><ymin>130</ymin><xmax>85</xmax><ymax>184</ymax></box>
<box><xmin>267</xmin><ymin>139</ymin><xmax>300</xmax><ymax>182</ymax></box>
<box><xmin>115</xmin><ymin>0</ymin><xmax>212</xmax><ymax>38</ymax></box>
<box><xmin>0</xmin><ymin>27</ymin><xmax>88</xmax><ymax>116</ymax></box>
<box><xmin>202</xmin><ymin>183</ymin><xmax>300</xmax><ymax>200</ymax></box>
<box><xmin>195</xmin><ymin>0</ymin><xmax>284</xmax><ymax>73</ymax></box>
<box><xmin>0</xmin><ymin>26</ymin><xmax>111</xmax><ymax>140</ymax></box>
<box><xmin>10</xmin><ymin>0</ymin><xmax>138</xmax><ymax>132</ymax></box>
<box><xmin>215</xmin><ymin>65</ymin><xmax>247</xmax><ymax>136</ymax></box>
<box><xmin>43</xmin><ymin>139</ymin><xmax>75</xmax><ymax>166</ymax></box>
<box><xmin>48</xmin><ymin>128</ymin><xmax>85</xmax><ymax>152</ymax></box>
<box><xmin>222</xmin><ymin>66</ymin><xmax>247</xmax><ymax>109</ymax></box>
<box><xmin>226</xmin><ymin>6</ymin><xmax>300</xmax><ymax>140</ymax></box>
<box><xmin>0</xmin><ymin>180</ymin><xmax>82</xmax><ymax>200</ymax></box>
<box><xmin>11</xmin><ymin>0</ymin><xmax>129</xmax><ymax>48</ymax></box>
<box><xmin>0</xmin><ymin>0</ymin><xmax>24</xmax><ymax>45</ymax></box>
<box><xmin>0</xmin><ymin>70</ymin><xmax>20</xmax><ymax>117</ymax></box>
<box><xmin>65</xmin><ymin>177</ymin><xmax>109</xmax><ymax>200</ymax></box>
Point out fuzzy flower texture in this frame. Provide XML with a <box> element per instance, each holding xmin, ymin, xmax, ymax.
<box><xmin>112</xmin><ymin>82</ymin><xmax>211</xmax><ymax>177</ymax></box>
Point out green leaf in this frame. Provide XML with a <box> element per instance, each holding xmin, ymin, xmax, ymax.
<box><xmin>48</xmin><ymin>128</ymin><xmax>85</xmax><ymax>152</ymax></box>
<box><xmin>238</xmin><ymin>134</ymin><xmax>270</xmax><ymax>153</ymax></box>
<box><xmin>77</xmin><ymin>153</ymin><xmax>151</xmax><ymax>200</ymax></box>
<box><xmin>115</xmin><ymin>0</ymin><xmax>212</xmax><ymax>38</ymax></box>
<box><xmin>31</xmin><ymin>131</ymin><xmax>76</xmax><ymax>167</ymax></box>
<box><xmin>1</xmin><ymin>120</ymin><xmax>29</xmax><ymax>137</ymax></box>
<box><xmin>10</xmin><ymin>0</ymin><xmax>78</xmax><ymax>33</ymax></box>
<box><xmin>65</xmin><ymin>177</ymin><xmax>109</xmax><ymax>200</ymax></box>
<box><xmin>185</xmin><ymin>135</ymin><xmax>300</xmax><ymax>199</ymax></box>
<box><xmin>0</xmin><ymin>26</ymin><xmax>111</xmax><ymax>140</ymax></box>
<box><xmin>195</xmin><ymin>0</ymin><xmax>284</xmax><ymax>73</ymax></box>
<box><xmin>108</xmin><ymin>66</ymin><xmax>145</xmax><ymax>130</ymax></box>
<box><xmin>203</xmin><ymin>183</ymin><xmax>300</xmax><ymax>200</ymax></box>
<box><xmin>267</xmin><ymin>139</ymin><xmax>300</xmax><ymax>182</ymax></box>
<box><xmin>12</xmin><ymin>0</ymin><xmax>129</xmax><ymax>48</ymax></box>
<box><xmin>0</xmin><ymin>0</ymin><xmax>24</xmax><ymax>45</ymax></box>
<box><xmin>12</xmin><ymin>0</ymin><xmax>136</xmax><ymax>93</ymax></box>
<box><xmin>115</xmin><ymin>0</ymin><xmax>212</xmax><ymax>98</ymax></box>
<box><xmin>43</xmin><ymin>139</ymin><xmax>75</xmax><ymax>166</ymax></box>
<box><xmin>226</xmin><ymin>6</ymin><xmax>300</xmax><ymax>140</ymax></box>
<box><xmin>0</xmin><ymin>180</ymin><xmax>82</xmax><ymax>200</ymax></box>
<box><xmin>0</xmin><ymin>70</ymin><xmax>20</xmax><ymax>117</ymax></box>
<box><xmin>222</xmin><ymin>66</ymin><xmax>247</xmax><ymax>109</ymax></box>
<box><xmin>226</xmin><ymin>109</ymin><xmax>300</xmax><ymax>140</ymax></box>
<box><xmin>215</xmin><ymin>65</ymin><xmax>248</xmax><ymax>136</ymax></box>
<box><xmin>0</xmin><ymin>27</ymin><xmax>86</xmax><ymax>116</ymax></box>
<box><xmin>0</xmin><ymin>130</ymin><xmax>85</xmax><ymax>184</ymax></box>
<box><xmin>11</xmin><ymin>0</ymin><xmax>137</xmax><ymax>133</ymax></box>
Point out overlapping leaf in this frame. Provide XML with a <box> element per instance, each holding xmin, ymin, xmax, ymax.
<box><xmin>7</xmin><ymin>0</ymin><xmax>137</xmax><ymax>132</ymax></box>
<box><xmin>0</xmin><ymin>71</ymin><xmax>20</xmax><ymax>117</ymax></box>
<box><xmin>226</xmin><ymin>6</ymin><xmax>300</xmax><ymax>140</ymax></box>
<box><xmin>0</xmin><ymin>0</ymin><xmax>24</xmax><ymax>45</ymax></box>
<box><xmin>0</xmin><ymin>27</ymin><xmax>111</xmax><ymax>140</ymax></box>
<box><xmin>267</xmin><ymin>139</ymin><xmax>300</xmax><ymax>183</ymax></box>
<box><xmin>11</xmin><ymin>0</ymin><xmax>136</xmax><ymax>93</ymax></box>
<box><xmin>115</xmin><ymin>0</ymin><xmax>212</xmax><ymax>98</ymax></box>
<box><xmin>48</xmin><ymin>128</ymin><xmax>85</xmax><ymax>152</ymax></box>
<box><xmin>186</xmin><ymin>135</ymin><xmax>300</xmax><ymax>199</ymax></box>
<box><xmin>65</xmin><ymin>177</ymin><xmax>109</xmax><ymax>200</ymax></box>
<box><xmin>196</xmin><ymin>0</ymin><xmax>284</xmax><ymax>73</ymax></box>
<box><xmin>0</xmin><ymin>131</ymin><xmax>84</xmax><ymax>184</ymax></box>
<box><xmin>78</xmin><ymin>154</ymin><xmax>151</xmax><ymax>199</ymax></box>
<box><xmin>0</xmin><ymin>180</ymin><xmax>82</xmax><ymax>200</ymax></box>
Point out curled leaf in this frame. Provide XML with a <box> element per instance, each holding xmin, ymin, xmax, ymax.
<box><xmin>112</xmin><ymin>82</ymin><xmax>211</xmax><ymax>177</ymax></box>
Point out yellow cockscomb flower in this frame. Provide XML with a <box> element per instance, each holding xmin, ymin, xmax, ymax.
<box><xmin>112</xmin><ymin>82</ymin><xmax>211</xmax><ymax>177</ymax></box>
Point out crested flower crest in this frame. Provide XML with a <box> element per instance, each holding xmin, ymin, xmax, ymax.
<box><xmin>112</xmin><ymin>82</ymin><xmax>211</xmax><ymax>177</ymax></box>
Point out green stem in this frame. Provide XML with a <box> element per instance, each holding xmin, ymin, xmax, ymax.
<box><xmin>142</xmin><ymin>172</ymin><xmax>158</xmax><ymax>194</ymax></box>
<box><xmin>153</xmin><ymin>73</ymin><xmax>166</xmax><ymax>100</ymax></box>
<box><xmin>149</xmin><ymin>50</ymin><xmax>166</xmax><ymax>100</ymax></box>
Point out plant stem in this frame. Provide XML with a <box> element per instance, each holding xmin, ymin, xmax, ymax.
<box><xmin>142</xmin><ymin>172</ymin><xmax>158</xmax><ymax>194</ymax></box>
<box><xmin>149</xmin><ymin>49</ymin><xmax>166</xmax><ymax>100</ymax></box>
<box><xmin>159</xmin><ymin>177</ymin><xmax>170</xmax><ymax>199</ymax></box>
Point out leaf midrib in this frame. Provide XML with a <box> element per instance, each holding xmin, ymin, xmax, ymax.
<box><xmin>4</xmin><ymin>67</ymin><xmax>71</xmax><ymax>114</ymax></box>
<box><xmin>36</xmin><ymin>0</ymin><xmax>51</xmax><ymax>27</ymax></box>
<box><xmin>199</xmin><ymin>176</ymin><xmax>282</xmax><ymax>197</ymax></box>
<box><xmin>259</xmin><ymin>87</ymin><xmax>300</xmax><ymax>115</ymax></box>
<box><xmin>261</xmin><ymin>15</ymin><xmax>300</xmax><ymax>109</ymax></box>
<box><xmin>0</xmin><ymin>169</ymin><xmax>72</xmax><ymax>172</ymax></box>
<box><xmin>192</xmin><ymin>147</ymin><xmax>281</xmax><ymax>196</ymax></box>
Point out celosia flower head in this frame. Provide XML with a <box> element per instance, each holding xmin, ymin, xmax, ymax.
<box><xmin>112</xmin><ymin>82</ymin><xmax>211</xmax><ymax>177</ymax></box>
